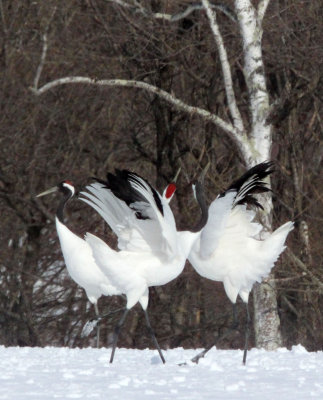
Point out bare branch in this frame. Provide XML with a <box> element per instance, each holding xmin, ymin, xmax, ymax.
<box><xmin>202</xmin><ymin>0</ymin><xmax>244</xmax><ymax>133</ymax></box>
<box><xmin>30</xmin><ymin>75</ymin><xmax>253</xmax><ymax>160</ymax></box>
<box><xmin>33</xmin><ymin>33</ymin><xmax>48</xmax><ymax>90</ymax></box>
<box><xmin>30</xmin><ymin>1</ymin><xmax>253</xmax><ymax>162</ymax></box>
<box><xmin>131</xmin><ymin>132</ymin><xmax>156</xmax><ymax>165</ymax></box>
<box><xmin>286</xmin><ymin>249</ymin><xmax>323</xmax><ymax>293</ymax></box>
<box><xmin>265</xmin><ymin>72</ymin><xmax>320</xmax><ymax>126</ymax></box>
<box><xmin>32</xmin><ymin>198</ymin><xmax>56</xmax><ymax>223</ymax></box>
<box><xmin>106</xmin><ymin>0</ymin><xmax>237</xmax><ymax>23</ymax></box>
<box><xmin>33</xmin><ymin>7</ymin><xmax>57</xmax><ymax>90</ymax></box>
<box><xmin>0</xmin><ymin>0</ymin><xmax>8</xmax><ymax>34</ymax></box>
<box><xmin>30</xmin><ymin>75</ymin><xmax>232</xmax><ymax>131</ymax></box>
<box><xmin>257</xmin><ymin>0</ymin><xmax>270</xmax><ymax>25</ymax></box>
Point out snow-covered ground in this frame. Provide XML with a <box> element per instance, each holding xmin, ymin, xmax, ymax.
<box><xmin>0</xmin><ymin>345</ymin><xmax>322</xmax><ymax>399</ymax></box>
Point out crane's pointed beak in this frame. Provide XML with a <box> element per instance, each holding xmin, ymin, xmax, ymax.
<box><xmin>172</xmin><ymin>166</ymin><xmax>181</xmax><ymax>183</ymax></box>
<box><xmin>191</xmin><ymin>162</ymin><xmax>210</xmax><ymax>201</ymax></box>
<box><xmin>36</xmin><ymin>186</ymin><xmax>58</xmax><ymax>198</ymax></box>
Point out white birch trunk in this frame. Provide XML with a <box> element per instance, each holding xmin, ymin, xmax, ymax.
<box><xmin>234</xmin><ymin>0</ymin><xmax>282</xmax><ymax>349</ymax></box>
<box><xmin>235</xmin><ymin>0</ymin><xmax>271</xmax><ymax>162</ymax></box>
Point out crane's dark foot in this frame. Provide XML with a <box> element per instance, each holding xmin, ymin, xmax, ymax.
<box><xmin>191</xmin><ymin>348</ymin><xmax>210</xmax><ymax>364</ymax></box>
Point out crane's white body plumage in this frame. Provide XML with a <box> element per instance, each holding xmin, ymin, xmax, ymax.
<box><xmin>188</xmin><ymin>162</ymin><xmax>294</xmax><ymax>365</ymax></box>
<box><xmin>81</xmin><ymin>175</ymin><xmax>198</xmax><ymax>311</ymax></box>
<box><xmin>189</xmin><ymin>202</ymin><xmax>293</xmax><ymax>303</ymax></box>
<box><xmin>188</xmin><ymin>165</ymin><xmax>294</xmax><ymax>304</ymax></box>
<box><xmin>37</xmin><ymin>180</ymin><xmax>121</xmax><ymax>347</ymax></box>
<box><xmin>85</xmin><ymin>230</ymin><xmax>195</xmax><ymax>310</ymax></box>
<box><xmin>55</xmin><ymin>217</ymin><xmax>120</xmax><ymax>304</ymax></box>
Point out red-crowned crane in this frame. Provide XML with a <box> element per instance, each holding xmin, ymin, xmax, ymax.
<box><xmin>188</xmin><ymin>162</ymin><xmax>294</xmax><ymax>364</ymax></box>
<box><xmin>80</xmin><ymin>170</ymin><xmax>200</xmax><ymax>364</ymax></box>
<box><xmin>37</xmin><ymin>181</ymin><xmax>121</xmax><ymax>347</ymax></box>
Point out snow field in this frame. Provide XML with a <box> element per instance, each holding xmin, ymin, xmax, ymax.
<box><xmin>0</xmin><ymin>345</ymin><xmax>322</xmax><ymax>399</ymax></box>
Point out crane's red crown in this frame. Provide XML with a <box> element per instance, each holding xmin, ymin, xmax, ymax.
<box><xmin>165</xmin><ymin>183</ymin><xmax>176</xmax><ymax>199</ymax></box>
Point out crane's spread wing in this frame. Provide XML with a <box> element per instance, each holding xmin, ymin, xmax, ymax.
<box><xmin>199</xmin><ymin>190</ymin><xmax>236</xmax><ymax>259</ymax></box>
<box><xmin>125</xmin><ymin>171</ymin><xmax>178</xmax><ymax>260</ymax></box>
<box><xmin>80</xmin><ymin>170</ymin><xmax>178</xmax><ymax>260</ymax></box>
<box><xmin>199</xmin><ymin>161</ymin><xmax>274</xmax><ymax>259</ymax></box>
<box><xmin>80</xmin><ymin>183</ymin><xmax>151</xmax><ymax>253</ymax></box>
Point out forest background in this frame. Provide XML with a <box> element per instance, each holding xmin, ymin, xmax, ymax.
<box><xmin>0</xmin><ymin>0</ymin><xmax>322</xmax><ymax>352</ymax></box>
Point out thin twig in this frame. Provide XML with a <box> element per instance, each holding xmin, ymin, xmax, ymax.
<box><xmin>202</xmin><ymin>0</ymin><xmax>244</xmax><ymax>133</ymax></box>
<box><xmin>257</xmin><ymin>0</ymin><xmax>270</xmax><ymax>25</ymax></box>
<box><xmin>33</xmin><ymin>6</ymin><xmax>57</xmax><ymax>90</ymax></box>
<box><xmin>286</xmin><ymin>249</ymin><xmax>323</xmax><ymax>292</ymax></box>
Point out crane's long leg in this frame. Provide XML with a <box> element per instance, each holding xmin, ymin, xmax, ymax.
<box><xmin>143</xmin><ymin>309</ymin><xmax>165</xmax><ymax>364</ymax></box>
<box><xmin>232</xmin><ymin>303</ymin><xmax>239</xmax><ymax>328</ymax></box>
<box><xmin>191</xmin><ymin>302</ymin><xmax>241</xmax><ymax>364</ymax></box>
<box><xmin>110</xmin><ymin>308</ymin><xmax>129</xmax><ymax>363</ymax></box>
<box><xmin>95</xmin><ymin>307</ymin><xmax>125</xmax><ymax>321</ymax></box>
<box><xmin>242</xmin><ymin>302</ymin><xmax>251</xmax><ymax>365</ymax></box>
<box><xmin>94</xmin><ymin>303</ymin><xmax>100</xmax><ymax>348</ymax></box>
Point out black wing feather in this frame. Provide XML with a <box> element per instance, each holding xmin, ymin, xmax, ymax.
<box><xmin>124</xmin><ymin>170</ymin><xmax>164</xmax><ymax>217</ymax></box>
<box><xmin>92</xmin><ymin>169</ymin><xmax>164</xmax><ymax>219</ymax></box>
<box><xmin>220</xmin><ymin>161</ymin><xmax>274</xmax><ymax>209</ymax></box>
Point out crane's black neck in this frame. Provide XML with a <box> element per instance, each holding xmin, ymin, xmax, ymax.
<box><xmin>191</xmin><ymin>181</ymin><xmax>208</xmax><ymax>233</ymax></box>
<box><xmin>57</xmin><ymin>190</ymin><xmax>73</xmax><ymax>224</ymax></box>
